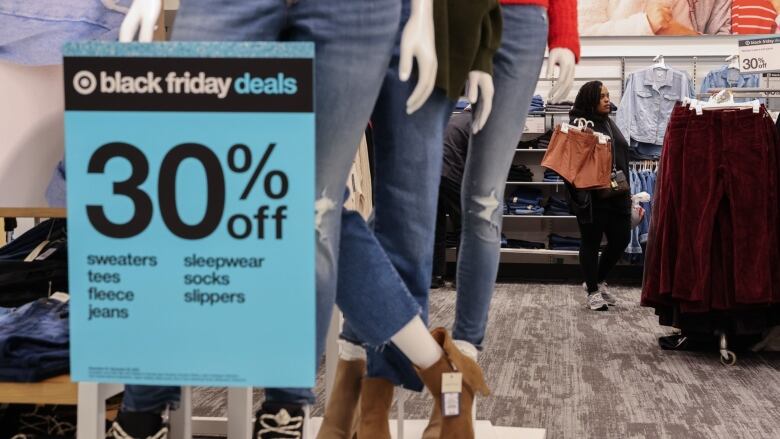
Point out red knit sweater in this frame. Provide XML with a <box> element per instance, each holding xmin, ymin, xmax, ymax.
<box><xmin>500</xmin><ymin>0</ymin><xmax>580</xmax><ymax>61</ymax></box>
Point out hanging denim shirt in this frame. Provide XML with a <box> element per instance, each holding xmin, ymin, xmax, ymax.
<box><xmin>625</xmin><ymin>170</ymin><xmax>643</xmax><ymax>255</ymax></box>
<box><xmin>0</xmin><ymin>0</ymin><xmax>128</xmax><ymax>65</ymax></box>
<box><xmin>45</xmin><ymin>159</ymin><xmax>66</xmax><ymax>208</ymax></box>
<box><xmin>700</xmin><ymin>65</ymin><xmax>762</xmax><ymax>103</ymax></box>
<box><xmin>616</xmin><ymin>67</ymin><xmax>694</xmax><ymax>146</ymax></box>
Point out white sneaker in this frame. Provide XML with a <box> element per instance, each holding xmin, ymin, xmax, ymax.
<box><xmin>587</xmin><ymin>292</ymin><xmax>609</xmax><ymax>311</ymax></box>
<box><xmin>583</xmin><ymin>282</ymin><xmax>616</xmax><ymax>306</ymax></box>
<box><xmin>598</xmin><ymin>283</ymin><xmax>617</xmax><ymax>306</ymax></box>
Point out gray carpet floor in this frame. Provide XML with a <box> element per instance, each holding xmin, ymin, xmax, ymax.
<box><xmin>192</xmin><ymin>283</ymin><xmax>780</xmax><ymax>438</ymax></box>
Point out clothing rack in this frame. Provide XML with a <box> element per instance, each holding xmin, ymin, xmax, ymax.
<box><xmin>629</xmin><ymin>161</ymin><xmax>659</xmax><ymax>172</ymax></box>
<box><xmin>697</xmin><ymin>87</ymin><xmax>780</xmax><ymax>111</ymax></box>
<box><xmin>699</xmin><ymin>87</ymin><xmax>780</xmax><ymax>97</ymax></box>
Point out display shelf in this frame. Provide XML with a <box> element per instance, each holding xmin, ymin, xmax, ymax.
<box><xmin>515</xmin><ymin>148</ymin><xmax>548</xmax><ymax>152</ymax></box>
<box><xmin>500</xmin><ymin>248</ymin><xmax>579</xmax><ymax>256</ymax></box>
<box><xmin>0</xmin><ymin>207</ymin><xmax>66</xmax><ymax>218</ymax></box>
<box><xmin>0</xmin><ymin>374</ymin><xmax>77</xmax><ymax>405</ymax></box>
<box><xmin>503</xmin><ymin>215</ymin><xmax>576</xmax><ymax>219</ymax></box>
<box><xmin>506</xmin><ymin>181</ymin><xmax>564</xmax><ymax>185</ymax></box>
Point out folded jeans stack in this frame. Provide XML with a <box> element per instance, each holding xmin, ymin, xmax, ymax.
<box><xmin>506</xmin><ymin>188</ymin><xmax>545</xmax><ymax>215</ymax></box>
<box><xmin>528</xmin><ymin>94</ymin><xmax>545</xmax><ymax>115</ymax></box>
<box><xmin>507</xmin><ymin>164</ymin><xmax>534</xmax><ymax>182</ymax></box>
<box><xmin>543</xmin><ymin>169</ymin><xmax>564</xmax><ymax>182</ymax></box>
<box><xmin>546</xmin><ymin>101</ymin><xmax>574</xmax><ymax>113</ymax></box>
<box><xmin>0</xmin><ymin>219</ymin><xmax>68</xmax><ymax>308</ymax></box>
<box><xmin>517</xmin><ymin>130</ymin><xmax>552</xmax><ymax>150</ymax></box>
<box><xmin>629</xmin><ymin>139</ymin><xmax>663</xmax><ymax>160</ymax></box>
<box><xmin>549</xmin><ymin>233</ymin><xmax>581</xmax><ymax>250</ymax></box>
<box><xmin>0</xmin><ymin>297</ymin><xmax>70</xmax><ymax>382</ymax></box>
<box><xmin>545</xmin><ymin>196</ymin><xmax>570</xmax><ymax>216</ymax></box>
<box><xmin>500</xmin><ymin>234</ymin><xmax>546</xmax><ymax>249</ymax></box>
<box><xmin>535</xmin><ymin>132</ymin><xmax>551</xmax><ymax>149</ymax></box>
<box><xmin>506</xmin><ymin>238</ymin><xmax>546</xmax><ymax>249</ymax></box>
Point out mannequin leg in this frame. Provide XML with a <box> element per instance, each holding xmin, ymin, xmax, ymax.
<box><xmin>390</xmin><ymin>316</ymin><xmax>443</xmax><ymax>369</ymax></box>
<box><xmin>453</xmin><ymin>5</ymin><xmax>549</xmax><ymax>350</ymax></box>
<box><xmin>336</xmin><ymin>42</ymin><xmax>454</xmax><ymax>391</ymax></box>
<box><xmin>262</xmin><ymin>0</ymin><xmax>403</xmax><ymax>406</ymax></box>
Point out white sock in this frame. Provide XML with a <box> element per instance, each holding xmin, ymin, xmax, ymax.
<box><xmin>390</xmin><ymin>316</ymin><xmax>443</xmax><ymax>369</ymax></box>
<box><xmin>338</xmin><ymin>339</ymin><xmax>367</xmax><ymax>361</ymax></box>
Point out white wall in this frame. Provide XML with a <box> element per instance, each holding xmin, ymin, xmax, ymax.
<box><xmin>538</xmin><ymin>35</ymin><xmax>768</xmax><ymax>104</ymax></box>
<box><xmin>0</xmin><ymin>61</ymin><xmax>64</xmax><ymax>207</ymax></box>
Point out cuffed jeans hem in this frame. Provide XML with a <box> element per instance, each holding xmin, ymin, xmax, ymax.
<box><xmin>342</xmin><ymin>314</ymin><xmax>425</xmax><ymax>390</ymax></box>
<box><xmin>265</xmin><ymin>388</ymin><xmax>316</xmax><ymax>405</ymax></box>
<box><xmin>122</xmin><ymin>385</ymin><xmax>181</xmax><ymax>414</ymax></box>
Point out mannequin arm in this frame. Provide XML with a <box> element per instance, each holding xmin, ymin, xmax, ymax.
<box><xmin>465</xmin><ymin>71</ymin><xmax>494</xmax><ymax>134</ymax></box>
<box><xmin>546</xmin><ymin>48</ymin><xmax>576</xmax><ymax>104</ymax></box>
<box><xmin>399</xmin><ymin>0</ymin><xmax>437</xmax><ymax>114</ymax></box>
<box><xmin>119</xmin><ymin>0</ymin><xmax>161</xmax><ymax>42</ymax></box>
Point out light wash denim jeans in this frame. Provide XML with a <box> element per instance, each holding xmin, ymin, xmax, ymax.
<box><xmin>122</xmin><ymin>0</ymin><xmax>400</xmax><ymax>411</ymax></box>
<box><xmin>453</xmin><ymin>5</ymin><xmax>548</xmax><ymax>350</ymax></box>
<box><xmin>338</xmin><ymin>58</ymin><xmax>454</xmax><ymax>390</ymax></box>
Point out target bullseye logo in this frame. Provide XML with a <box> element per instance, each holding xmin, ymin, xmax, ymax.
<box><xmin>73</xmin><ymin>70</ymin><xmax>98</xmax><ymax>95</ymax></box>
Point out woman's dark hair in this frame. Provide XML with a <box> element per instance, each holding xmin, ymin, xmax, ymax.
<box><xmin>572</xmin><ymin>80</ymin><xmax>604</xmax><ymax>115</ymax></box>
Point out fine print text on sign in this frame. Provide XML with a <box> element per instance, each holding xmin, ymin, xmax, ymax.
<box><xmin>738</xmin><ymin>37</ymin><xmax>780</xmax><ymax>74</ymax></box>
<box><xmin>64</xmin><ymin>42</ymin><xmax>315</xmax><ymax>387</ymax></box>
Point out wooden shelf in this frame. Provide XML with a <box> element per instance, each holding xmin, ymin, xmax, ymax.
<box><xmin>0</xmin><ymin>374</ymin><xmax>77</xmax><ymax>405</ymax></box>
<box><xmin>501</xmin><ymin>248</ymin><xmax>579</xmax><ymax>256</ymax></box>
<box><xmin>0</xmin><ymin>207</ymin><xmax>66</xmax><ymax>218</ymax></box>
<box><xmin>506</xmin><ymin>181</ymin><xmax>564</xmax><ymax>185</ymax></box>
<box><xmin>503</xmin><ymin>215</ymin><xmax>576</xmax><ymax>219</ymax></box>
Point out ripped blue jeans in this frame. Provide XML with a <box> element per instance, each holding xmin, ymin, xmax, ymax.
<box><xmin>338</xmin><ymin>57</ymin><xmax>454</xmax><ymax>390</ymax></box>
<box><xmin>452</xmin><ymin>5</ymin><xmax>548</xmax><ymax>349</ymax></box>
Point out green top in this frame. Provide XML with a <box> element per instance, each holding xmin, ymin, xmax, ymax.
<box><xmin>434</xmin><ymin>0</ymin><xmax>503</xmax><ymax>101</ymax></box>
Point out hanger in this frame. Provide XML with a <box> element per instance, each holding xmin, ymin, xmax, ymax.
<box><xmin>652</xmin><ymin>55</ymin><xmax>668</xmax><ymax>70</ymax></box>
<box><xmin>682</xmin><ymin>96</ymin><xmax>699</xmax><ymax>108</ymax></box>
<box><xmin>560</xmin><ymin>118</ymin><xmax>610</xmax><ymax>144</ymax></box>
<box><xmin>725</xmin><ymin>54</ymin><xmax>740</xmax><ymax>70</ymax></box>
<box><xmin>694</xmin><ymin>90</ymin><xmax>760</xmax><ymax>115</ymax></box>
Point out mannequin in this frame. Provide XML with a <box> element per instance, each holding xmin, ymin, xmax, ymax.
<box><xmin>431</xmin><ymin>3</ymin><xmax>579</xmax><ymax>437</ymax></box>
<box><xmin>119</xmin><ymin>0</ymin><xmax>436</xmax><ymax>113</ymax></box>
<box><xmin>113</xmin><ymin>1</ymin><xmax>491</xmax><ymax>439</ymax></box>
<box><xmin>323</xmin><ymin>3</ymin><xmax>501</xmax><ymax>438</ymax></box>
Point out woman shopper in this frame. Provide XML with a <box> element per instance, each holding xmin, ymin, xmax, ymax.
<box><xmin>567</xmin><ymin>81</ymin><xmax>632</xmax><ymax>311</ymax></box>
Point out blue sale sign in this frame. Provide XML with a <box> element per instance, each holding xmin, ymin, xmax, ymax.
<box><xmin>63</xmin><ymin>42</ymin><xmax>315</xmax><ymax>387</ymax></box>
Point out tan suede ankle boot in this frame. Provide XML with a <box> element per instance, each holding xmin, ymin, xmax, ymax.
<box><xmin>416</xmin><ymin>328</ymin><xmax>490</xmax><ymax>439</ymax></box>
<box><xmin>316</xmin><ymin>358</ymin><xmax>366</xmax><ymax>439</ymax></box>
<box><xmin>356</xmin><ymin>377</ymin><xmax>394</xmax><ymax>439</ymax></box>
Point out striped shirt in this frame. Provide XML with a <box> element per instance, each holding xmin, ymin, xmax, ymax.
<box><xmin>732</xmin><ymin>0</ymin><xmax>779</xmax><ymax>34</ymax></box>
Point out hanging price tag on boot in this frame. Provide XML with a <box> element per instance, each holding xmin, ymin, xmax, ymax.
<box><xmin>64</xmin><ymin>42</ymin><xmax>315</xmax><ymax>387</ymax></box>
<box><xmin>442</xmin><ymin>372</ymin><xmax>463</xmax><ymax>417</ymax></box>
